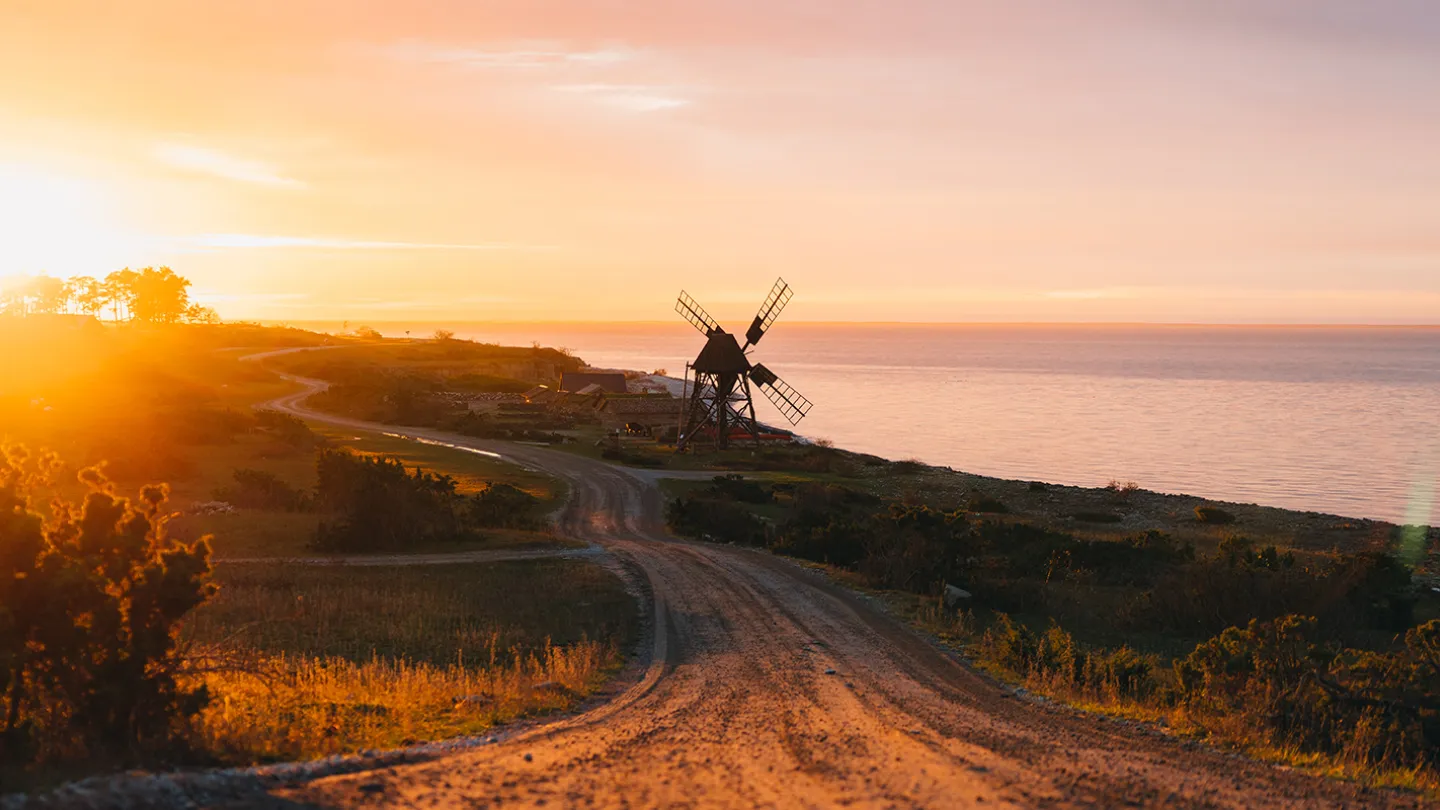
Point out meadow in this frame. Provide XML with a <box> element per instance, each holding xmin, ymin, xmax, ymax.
<box><xmin>182</xmin><ymin>559</ymin><xmax>637</xmax><ymax>765</ymax></box>
<box><xmin>0</xmin><ymin>319</ymin><xmax>640</xmax><ymax>789</ymax></box>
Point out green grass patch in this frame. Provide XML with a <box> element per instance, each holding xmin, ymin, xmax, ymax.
<box><xmin>188</xmin><ymin>558</ymin><xmax>638</xmax><ymax>664</ymax></box>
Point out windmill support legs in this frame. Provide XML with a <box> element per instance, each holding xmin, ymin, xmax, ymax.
<box><xmin>677</xmin><ymin>371</ymin><xmax>762</xmax><ymax>452</ymax></box>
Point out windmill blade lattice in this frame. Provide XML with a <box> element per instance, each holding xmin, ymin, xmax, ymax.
<box><xmin>744</xmin><ymin>278</ymin><xmax>792</xmax><ymax>347</ymax></box>
<box><xmin>750</xmin><ymin>364</ymin><xmax>812</xmax><ymax>425</ymax></box>
<box><xmin>676</xmin><ymin>291</ymin><xmax>720</xmax><ymax>337</ymax></box>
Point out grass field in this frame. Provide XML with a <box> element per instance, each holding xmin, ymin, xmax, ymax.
<box><xmin>189</xmin><ymin>559</ymin><xmax>638</xmax><ymax>663</ymax></box>
<box><xmin>176</xmin><ymin>557</ymin><xmax>641</xmax><ymax>766</ymax></box>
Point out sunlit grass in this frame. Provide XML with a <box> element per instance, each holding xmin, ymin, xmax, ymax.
<box><xmin>192</xmin><ymin>640</ymin><xmax>617</xmax><ymax>765</ymax></box>
<box><xmin>310</xmin><ymin>425</ymin><xmax>565</xmax><ymax>502</ymax></box>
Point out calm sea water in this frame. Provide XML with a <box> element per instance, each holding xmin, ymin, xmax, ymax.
<box><xmin>344</xmin><ymin>323</ymin><xmax>1440</xmax><ymax>524</ymax></box>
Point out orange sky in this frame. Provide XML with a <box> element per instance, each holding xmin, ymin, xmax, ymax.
<box><xmin>1</xmin><ymin>1</ymin><xmax>1438</xmax><ymax>323</ymax></box>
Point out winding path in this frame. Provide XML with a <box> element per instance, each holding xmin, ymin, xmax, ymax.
<box><xmin>238</xmin><ymin>362</ymin><xmax>1422</xmax><ymax>808</ymax></box>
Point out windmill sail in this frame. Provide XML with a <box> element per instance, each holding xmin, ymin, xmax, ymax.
<box><xmin>676</xmin><ymin>291</ymin><xmax>721</xmax><ymax>337</ymax></box>
<box><xmin>749</xmin><ymin>363</ymin><xmax>812</xmax><ymax>425</ymax></box>
<box><xmin>744</xmin><ymin>278</ymin><xmax>792</xmax><ymax>347</ymax></box>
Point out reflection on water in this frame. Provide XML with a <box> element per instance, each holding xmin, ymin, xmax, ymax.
<box><xmin>341</xmin><ymin>323</ymin><xmax>1440</xmax><ymax>523</ymax></box>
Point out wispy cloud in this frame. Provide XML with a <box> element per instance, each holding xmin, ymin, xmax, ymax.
<box><xmin>1045</xmin><ymin>287</ymin><xmax>1142</xmax><ymax>300</ymax></box>
<box><xmin>152</xmin><ymin>143</ymin><xmax>304</xmax><ymax>188</ymax></box>
<box><xmin>553</xmin><ymin>84</ymin><xmax>691</xmax><ymax>112</ymax></box>
<box><xmin>182</xmin><ymin>234</ymin><xmax>550</xmax><ymax>250</ymax></box>
<box><xmin>388</xmin><ymin>40</ymin><xmax>637</xmax><ymax>70</ymax></box>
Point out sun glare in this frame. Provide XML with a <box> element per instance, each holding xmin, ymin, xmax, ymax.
<box><xmin>0</xmin><ymin>163</ymin><xmax>137</xmax><ymax>281</ymax></box>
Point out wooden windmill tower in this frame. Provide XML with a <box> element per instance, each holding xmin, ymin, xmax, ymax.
<box><xmin>674</xmin><ymin>278</ymin><xmax>812</xmax><ymax>451</ymax></box>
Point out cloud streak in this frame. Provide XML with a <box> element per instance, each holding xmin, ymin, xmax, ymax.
<box><xmin>389</xmin><ymin>40</ymin><xmax>637</xmax><ymax>70</ymax></box>
<box><xmin>181</xmin><ymin>234</ymin><xmax>551</xmax><ymax>250</ymax></box>
<box><xmin>152</xmin><ymin>143</ymin><xmax>304</xmax><ymax>188</ymax></box>
<box><xmin>552</xmin><ymin>83</ymin><xmax>690</xmax><ymax>112</ymax></box>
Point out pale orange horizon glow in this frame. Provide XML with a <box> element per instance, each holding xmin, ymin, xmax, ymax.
<box><xmin>2</xmin><ymin>2</ymin><xmax>1438</xmax><ymax>324</ymax></box>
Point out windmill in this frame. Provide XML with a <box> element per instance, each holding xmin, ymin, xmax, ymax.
<box><xmin>674</xmin><ymin>278</ymin><xmax>812</xmax><ymax>451</ymax></box>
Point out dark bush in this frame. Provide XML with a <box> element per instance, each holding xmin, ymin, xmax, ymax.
<box><xmin>1144</xmin><ymin>548</ymin><xmax>1413</xmax><ymax>637</ymax></box>
<box><xmin>706</xmin><ymin>474</ymin><xmax>772</xmax><ymax>504</ymax></box>
<box><xmin>215</xmin><ymin>468</ymin><xmax>309</xmax><ymax>511</ymax></box>
<box><xmin>966</xmin><ymin>495</ymin><xmax>1009</xmax><ymax>514</ymax></box>
<box><xmin>468</xmin><ymin>482</ymin><xmax>541</xmax><ymax>529</ymax></box>
<box><xmin>0</xmin><ymin>447</ymin><xmax>215</xmax><ymax>769</ymax></box>
<box><xmin>313</xmin><ymin>448</ymin><xmax>475</xmax><ymax>551</ymax></box>
<box><xmin>665</xmin><ymin>495</ymin><xmax>768</xmax><ymax>547</ymax></box>
<box><xmin>1175</xmin><ymin>615</ymin><xmax>1440</xmax><ymax>771</ymax></box>
<box><xmin>254</xmin><ymin>409</ymin><xmax>317</xmax><ymax>447</ymax></box>
<box><xmin>1195</xmin><ymin>505</ymin><xmax>1236</xmax><ymax>525</ymax></box>
<box><xmin>980</xmin><ymin>616</ymin><xmax>1155</xmax><ymax>699</ymax></box>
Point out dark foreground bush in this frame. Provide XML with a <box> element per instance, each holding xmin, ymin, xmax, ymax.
<box><xmin>981</xmin><ymin>616</ymin><xmax>1155</xmax><ymax>700</ymax></box>
<box><xmin>216</xmin><ymin>468</ymin><xmax>310</xmax><ymax>511</ymax></box>
<box><xmin>313</xmin><ymin>448</ymin><xmax>474</xmax><ymax>551</ymax></box>
<box><xmin>0</xmin><ymin>446</ymin><xmax>215</xmax><ymax>770</ymax></box>
<box><xmin>469</xmin><ymin>482</ymin><xmax>542</xmax><ymax>529</ymax></box>
<box><xmin>665</xmin><ymin>495</ymin><xmax>768</xmax><ymax>547</ymax></box>
<box><xmin>1195</xmin><ymin>505</ymin><xmax>1236</xmax><ymax>525</ymax></box>
<box><xmin>254</xmin><ymin>409</ymin><xmax>317</xmax><ymax>447</ymax></box>
<box><xmin>1176</xmin><ymin>615</ymin><xmax>1440</xmax><ymax>772</ymax></box>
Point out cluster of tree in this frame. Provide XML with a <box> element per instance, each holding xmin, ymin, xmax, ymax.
<box><xmin>0</xmin><ymin>267</ymin><xmax>217</xmax><ymax>324</ymax></box>
<box><xmin>0</xmin><ymin>447</ymin><xmax>215</xmax><ymax>770</ymax></box>
<box><xmin>311</xmin><ymin>449</ymin><xmax>541</xmax><ymax>551</ymax></box>
<box><xmin>667</xmin><ymin>476</ymin><xmax>1416</xmax><ymax>639</ymax></box>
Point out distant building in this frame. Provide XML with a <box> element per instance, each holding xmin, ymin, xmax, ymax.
<box><xmin>559</xmin><ymin>370</ymin><xmax>627</xmax><ymax>394</ymax></box>
<box><xmin>596</xmin><ymin>394</ymin><xmax>681</xmax><ymax>434</ymax></box>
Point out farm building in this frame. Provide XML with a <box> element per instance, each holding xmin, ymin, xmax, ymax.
<box><xmin>560</xmin><ymin>370</ymin><xmax>628</xmax><ymax>394</ymax></box>
<box><xmin>595</xmin><ymin>394</ymin><xmax>680</xmax><ymax>435</ymax></box>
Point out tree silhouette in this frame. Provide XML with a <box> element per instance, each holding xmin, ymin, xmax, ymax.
<box><xmin>0</xmin><ymin>447</ymin><xmax>216</xmax><ymax>766</ymax></box>
<box><xmin>3</xmin><ymin>268</ymin><xmax>218</xmax><ymax>325</ymax></box>
<box><xmin>128</xmin><ymin>267</ymin><xmax>191</xmax><ymax>324</ymax></box>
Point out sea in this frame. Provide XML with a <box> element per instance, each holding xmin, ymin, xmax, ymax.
<box><xmin>313</xmin><ymin>323</ymin><xmax>1440</xmax><ymax>525</ymax></box>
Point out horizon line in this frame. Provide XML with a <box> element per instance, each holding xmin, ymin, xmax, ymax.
<box><xmin>258</xmin><ymin>318</ymin><xmax>1440</xmax><ymax>329</ymax></box>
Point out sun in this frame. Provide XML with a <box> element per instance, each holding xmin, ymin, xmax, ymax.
<box><xmin>0</xmin><ymin>163</ymin><xmax>137</xmax><ymax>281</ymax></box>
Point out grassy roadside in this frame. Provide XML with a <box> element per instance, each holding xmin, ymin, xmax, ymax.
<box><xmin>177</xmin><ymin>559</ymin><xmax>639</xmax><ymax>767</ymax></box>
<box><xmin>872</xmin><ymin>583</ymin><xmax>1440</xmax><ymax>796</ymax></box>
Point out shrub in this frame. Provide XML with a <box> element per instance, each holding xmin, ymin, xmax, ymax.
<box><xmin>253</xmin><ymin>409</ymin><xmax>317</xmax><ymax>448</ymax></box>
<box><xmin>215</xmin><ymin>468</ymin><xmax>309</xmax><ymax>511</ymax></box>
<box><xmin>966</xmin><ymin>495</ymin><xmax>1009</xmax><ymax>514</ymax></box>
<box><xmin>469</xmin><ymin>483</ymin><xmax>541</xmax><ymax>529</ymax></box>
<box><xmin>313</xmin><ymin>449</ymin><xmax>476</xmax><ymax>551</ymax></box>
<box><xmin>1174</xmin><ymin>615</ymin><xmax>1440</xmax><ymax>772</ymax></box>
<box><xmin>979</xmin><ymin>615</ymin><xmax>1155</xmax><ymax>700</ymax></box>
<box><xmin>665</xmin><ymin>496</ymin><xmax>768</xmax><ymax>547</ymax></box>
<box><xmin>706</xmin><ymin>474</ymin><xmax>772</xmax><ymax>504</ymax></box>
<box><xmin>0</xmin><ymin>446</ymin><xmax>215</xmax><ymax>768</ymax></box>
<box><xmin>1195</xmin><ymin>505</ymin><xmax>1236</xmax><ymax>525</ymax></box>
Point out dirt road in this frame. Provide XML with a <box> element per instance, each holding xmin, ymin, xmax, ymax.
<box><xmin>250</xmin><ymin>371</ymin><xmax>1417</xmax><ymax>809</ymax></box>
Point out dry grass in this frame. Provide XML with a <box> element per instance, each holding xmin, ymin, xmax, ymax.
<box><xmin>173</xmin><ymin>558</ymin><xmax>640</xmax><ymax>766</ymax></box>
<box><xmin>882</xmin><ymin>587</ymin><xmax>1440</xmax><ymax>798</ymax></box>
<box><xmin>186</xmin><ymin>559</ymin><xmax>637</xmax><ymax>663</ymax></box>
<box><xmin>190</xmin><ymin>639</ymin><xmax>616</xmax><ymax>764</ymax></box>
